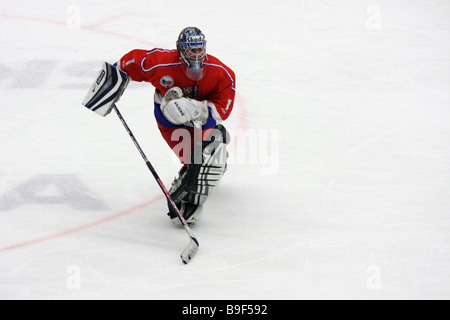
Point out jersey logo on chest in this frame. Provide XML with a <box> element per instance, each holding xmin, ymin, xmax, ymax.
<box><xmin>183</xmin><ymin>85</ymin><xmax>199</xmax><ymax>99</ymax></box>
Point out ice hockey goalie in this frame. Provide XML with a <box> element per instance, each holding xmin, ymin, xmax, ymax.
<box><xmin>116</xmin><ymin>27</ymin><xmax>236</xmax><ymax>225</ymax></box>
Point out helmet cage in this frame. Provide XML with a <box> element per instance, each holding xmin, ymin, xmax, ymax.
<box><xmin>177</xmin><ymin>28</ymin><xmax>207</xmax><ymax>74</ymax></box>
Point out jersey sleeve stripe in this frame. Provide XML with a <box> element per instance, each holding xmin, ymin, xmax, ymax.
<box><xmin>146</xmin><ymin>48</ymin><xmax>176</xmax><ymax>54</ymax></box>
<box><xmin>140</xmin><ymin>56</ymin><xmax>182</xmax><ymax>72</ymax></box>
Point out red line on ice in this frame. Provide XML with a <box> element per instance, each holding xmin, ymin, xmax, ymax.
<box><xmin>0</xmin><ymin>13</ymin><xmax>157</xmax><ymax>46</ymax></box>
<box><xmin>0</xmin><ymin>196</ymin><xmax>164</xmax><ymax>253</ymax></box>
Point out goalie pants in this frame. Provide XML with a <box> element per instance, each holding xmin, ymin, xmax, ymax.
<box><xmin>157</xmin><ymin>122</ymin><xmax>224</xmax><ymax>165</ymax></box>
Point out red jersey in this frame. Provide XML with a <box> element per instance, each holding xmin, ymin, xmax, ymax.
<box><xmin>119</xmin><ymin>48</ymin><xmax>236</xmax><ymax>129</ymax></box>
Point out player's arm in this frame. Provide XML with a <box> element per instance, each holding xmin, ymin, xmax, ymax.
<box><xmin>161</xmin><ymin>67</ymin><xmax>236</xmax><ymax>128</ymax></box>
<box><xmin>204</xmin><ymin>66</ymin><xmax>236</xmax><ymax>123</ymax></box>
<box><xmin>161</xmin><ymin>82</ymin><xmax>235</xmax><ymax>128</ymax></box>
<box><xmin>116</xmin><ymin>49</ymin><xmax>150</xmax><ymax>82</ymax></box>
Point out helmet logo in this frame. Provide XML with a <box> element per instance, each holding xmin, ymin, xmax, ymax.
<box><xmin>187</xmin><ymin>36</ymin><xmax>204</xmax><ymax>44</ymax></box>
<box><xmin>160</xmin><ymin>75</ymin><xmax>174</xmax><ymax>88</ymax></box>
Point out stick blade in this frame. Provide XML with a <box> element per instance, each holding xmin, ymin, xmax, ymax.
<box><xmin>180</xmin><ymin>237</ymin><xmax>199</xmax><ymax>264</ymax></box>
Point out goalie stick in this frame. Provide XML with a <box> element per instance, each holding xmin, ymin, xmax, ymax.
<box><xmin>82</xmin><ymin>62</ymin><xmax>199</xmax><ymax>264</ymax></box>
<box><xmin>112</xmin><ymin>105</ymin><xmax>199</xmax><ymax>264</ymax></box>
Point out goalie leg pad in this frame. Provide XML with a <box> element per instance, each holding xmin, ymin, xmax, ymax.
<box><xmin>167</xmin><ymin>124</ymin><xmax>230</xmax><ymax>225</ymax></box>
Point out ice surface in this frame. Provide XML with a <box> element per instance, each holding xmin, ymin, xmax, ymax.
<box><xmin>1</xmin><ymin>0</ymin><xmax>449</xmax><ymax>300</ymax></box>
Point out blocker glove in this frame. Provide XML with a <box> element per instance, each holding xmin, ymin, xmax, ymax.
<box><xmin>161</xmin><ymin>87</ymin><xmax>209</xmax><ymax>125</ymax></box>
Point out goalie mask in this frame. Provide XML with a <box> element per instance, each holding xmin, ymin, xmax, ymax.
<box><xmin>176</xmin><ymin>27</ymin><xmax>207</xmax><ymax>81</ymax></box>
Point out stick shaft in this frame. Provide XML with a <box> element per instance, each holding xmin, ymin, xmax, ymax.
<box><xmin>112</xmin><ymin>105</ymin><xmax>199</xmax><ymax>253</ymax></box>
